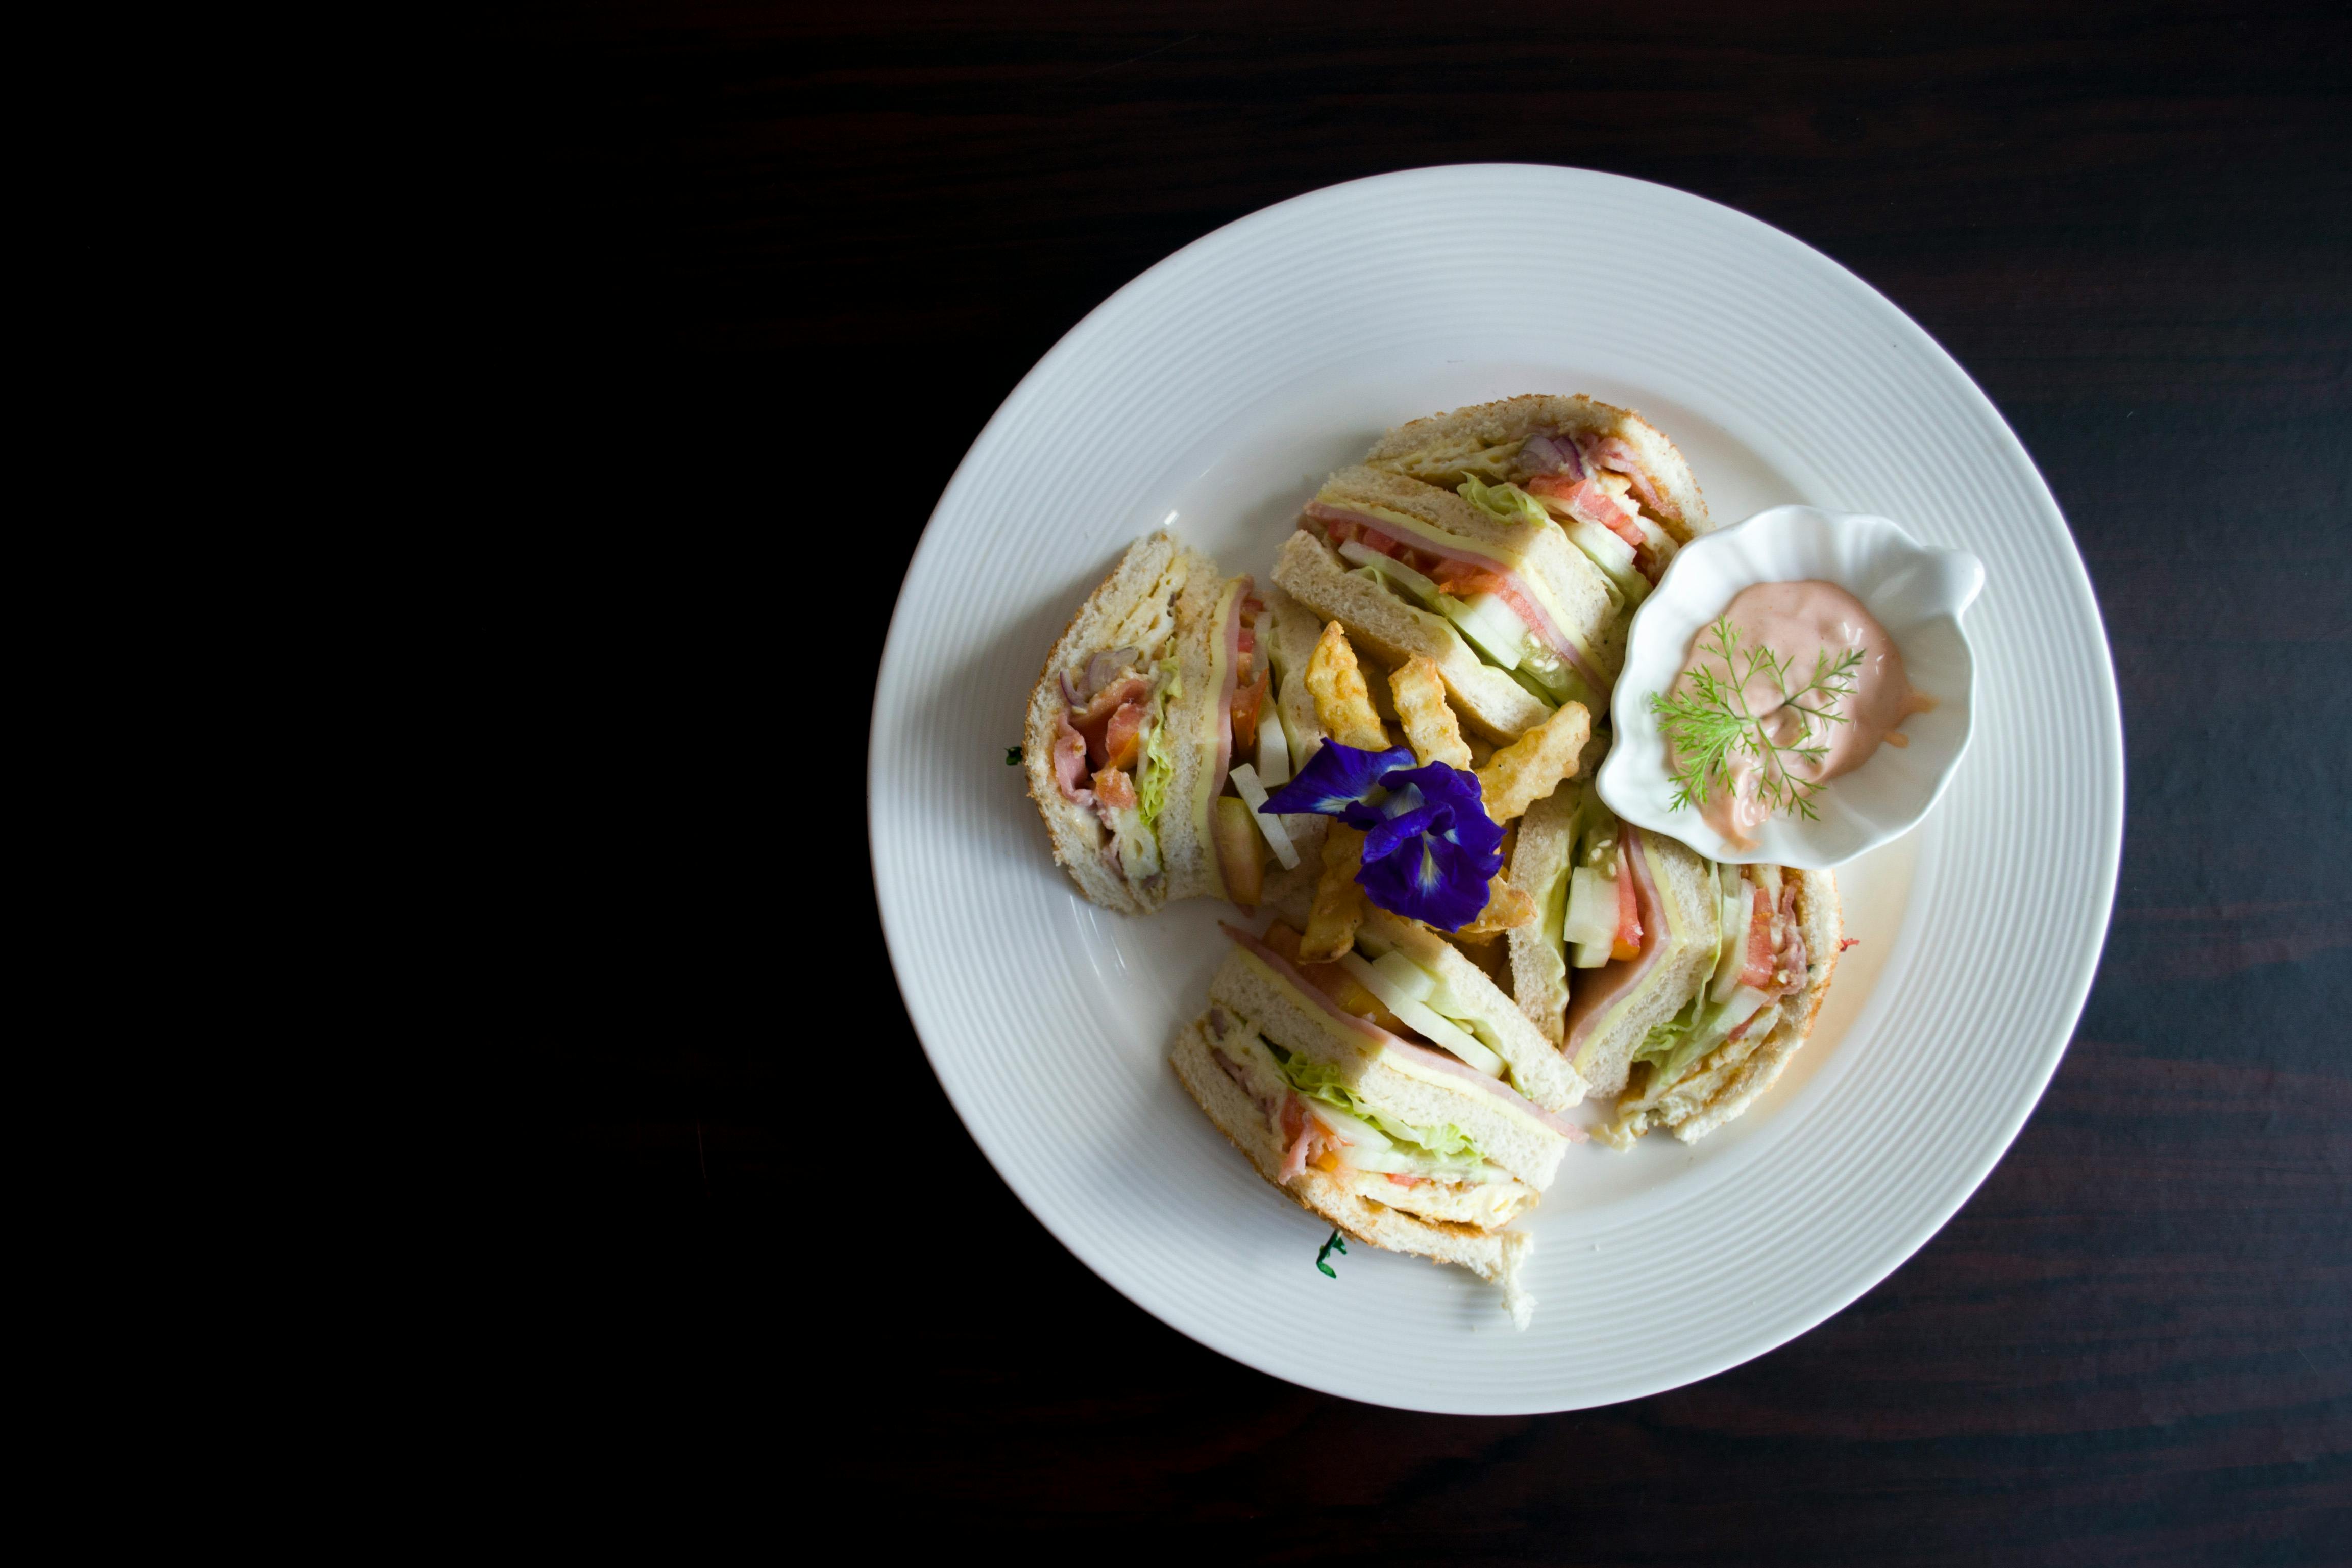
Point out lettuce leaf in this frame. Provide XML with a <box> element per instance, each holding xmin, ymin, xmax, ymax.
<box><xmin>1133</xmin><ymin>661</ymin><xmax>1182</xmax><ymax>832</ymax></box>
<box><xmin>1632</xmin><ymin>991</ymin><xmax>1709</xmax><ymax>1082</ymax></box>
<box><xmin>1457</xmin><ymin>474</ymin><xmax>1553</xmax><ymax>529</ymax></box>
<box><xmin>1266</xmin><ymin>1044</ymin><xmax>1486</xmax><ymax>1164</ymax></box>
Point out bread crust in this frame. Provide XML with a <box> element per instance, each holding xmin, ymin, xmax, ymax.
<box><xmin>1170</xmin><ymin>1012</ymin><xmax>1535</xmax><ymax>1325</ymax></box>
<box><xmin>1021</xmin><ymin>532</ymin><xmax>1212</xmax><ymax>913</ymax></box>
<box><xmin>1363</xmin><ymin>393</ymin><xmax>1711</xmax><ymax>543</ymax></box>
<box><xmin>1666</xmin><ymin>868</ymin><xmax>1843</xmax><ymax>1142</ymax></box>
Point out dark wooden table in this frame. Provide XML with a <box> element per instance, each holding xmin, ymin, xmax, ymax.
<box><xmin>482</xmin><ymin>4</ymin><xmax>2350</xmax><ymax>1557</ymax></box>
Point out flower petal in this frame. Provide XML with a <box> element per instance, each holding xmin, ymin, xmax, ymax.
<box><xmin>1361</xmin><ymin>800</ymin><xmax>1444</xmax><ymax>863</ymax></box>
<box><xmin>1341</xmin><ymin>780</ymin><xmax>1424</xmax><ymax>833</ymax></box>
<box><xmin>1357</xmin><ymin>828</ymin><xmax>1496</xmax><ymax>930</ymax></box>
<box><xmin>1380</xmin><ymin>763</ymin><xmax>1504</xmax><ymax>859</ymax></box>
<box><xmin>1258</xmin><ymin>740</ymin><xmax>1414</xmax><ymax>818</ymax></box>
<box><xmin>1343</xmin><ymin>760</ymin><xmax>1506</xmax><ymax>932</ymax></box>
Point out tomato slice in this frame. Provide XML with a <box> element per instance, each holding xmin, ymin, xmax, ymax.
<box><xmin>1611</xmin><ymin>846</ymin><xmax>1644</xmax><ymax>961</ymax></box>
<box><xmin>1092</xmin><ymin>767</ymin><xmax>1137</xmax><ymax>810</ymax></box>
<box><xmin>1101</xmin><ymin>702</ymin><xmax>1145</xmax><ymax>771</ymax></box>
<box><xmin>1430</xmin><ymin>559</ymin><xmax>1509</xmax><ymax>598</ymax></box>
<box><xmin>1072</xmin><ymin>674</ymin><xmax>1151</xmax><ymax>767</ymax></box>
<box><xmin>1529</xmin><ymin>473</ymin><xmax>1646</xmax><ymax>550</ymax></box>
<box><xmin>1231</xmin><ymin>668</ymin><xmax>1269</xmax><ymax>758</ymax></box>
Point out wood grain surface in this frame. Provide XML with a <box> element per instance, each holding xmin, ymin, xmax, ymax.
<box><xmin>477</xmin><ymin>4</ymin><xmax>2350</xmax><ymax>1558</ymax></box>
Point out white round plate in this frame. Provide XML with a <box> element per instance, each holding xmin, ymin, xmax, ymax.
<box><xmin>870</xmin><ymin>166</ymin><xmax>2122</xmax><ymax>1414</ymax></box>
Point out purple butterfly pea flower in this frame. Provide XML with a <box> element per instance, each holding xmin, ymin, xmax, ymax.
<box><xmin>1258</xmin><ymin>743</ymin><xmax>1503</xmax><ymax>932</ymax></box>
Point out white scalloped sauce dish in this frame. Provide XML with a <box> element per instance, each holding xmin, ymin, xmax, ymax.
<box><xmin>1599</xmin><ymin>505</ymin><xmax>1987</xmax><ymax>869</ymax></box>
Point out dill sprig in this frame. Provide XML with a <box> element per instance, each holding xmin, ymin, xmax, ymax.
<box><xmin>1648</xmin><ymin>617</ymin><xmax>1863</xmax><ymax>823</ymax></box>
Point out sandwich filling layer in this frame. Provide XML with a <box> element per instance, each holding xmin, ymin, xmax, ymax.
<box><xmin>1188</xmin><ymin>580</ymin><xmax>1328</xmax><ymax>907</ymax></box>
<box><xmin>1199</xmin><ymin>1002</ymin><xmax>1538</xmax><ymax>1228</ymax></box>
<box><xmin>1303</xmin><ymin>496</ymin><xmax>1607</xmax><ymax>712</ymax></box>
<box><xmin>1395</xmin><ymin>423</ymin><xmax>1686</xmax><ymax>584</ymax></box>
<box><xmin>1048</xmin><ymin>640</ymin><xmax>1182</xmax><ymax>894</ymax></box>
<box><xmin>1605</xmin><ymin>863</ymin><xmax>1816</xmax><ymax>1144</ymax></box>
<box><xmin>1222</xmin><ymin>927</ymin><xmax>1584</xmax><ymax>1144</ymax></box>
<box><xmin>1051</xmin><ymin>574</ymin><xmax>1322</xmax><ymax>905</ymax></box>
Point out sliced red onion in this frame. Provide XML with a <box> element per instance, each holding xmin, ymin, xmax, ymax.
<box><xmin>1059</xmin><ymin>669</ymin><xmax>1081</xmax><ymax>705</ymax></box>
<box><xmin>1079</xmin><ymin>646</ymin><xmax>1144</xmax><ymax>700</ymax></box>
<box><xmin>1520</xmin><ymin>431</ymin><xmax>1586</xmax><ymax>480</ymax></box>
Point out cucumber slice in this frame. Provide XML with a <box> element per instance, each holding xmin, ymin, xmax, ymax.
<box><xmin>1335</xmin><ymin>951</ymin><xmax>1507</xmax><ymax>1077</ymax></box>
<box><xmin>1370</xmin><ymin>949</ymin><xmax>1438</xmax><ymax>1004</ymax></box>
<box><xmin>1710</xmin><ymin>878</ymin><xmax>1750</xmax><ymax>1003</ymax></box>
<box><xmin>1563</xmin><ymin>865</ymin><xmax>1618</xmax><ymax>953</ymax></box>
<box><xmin>1446</xmin><ymin>592</ymin><xmax>1530</xmax><ymax>670</ymax></box>
<box><xmin>1255</xmin><ymin>703</ymin><xmax>1291</xmax><ymax>787</ymax></box>
<box><xmin>1227</xmin><ymin>763</ymin><xmax>1300</xmax><ymax>870</ymax></box>
<box><xmin>1302</xmin><ymin>1099</ymin><xmax>1392</xmax><ymax>1150</ymax></box>
<box><xmin>1337</xmin><ymin>539</ymin><xmax>1442</xmax><ymax>605</ymax></box>
<box><xmin>1504</xmin><ymin>664</ymin><xmax>1564</xmax><ymax>710</ymax></box>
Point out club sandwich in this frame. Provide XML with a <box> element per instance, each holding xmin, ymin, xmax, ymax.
<box><xmin>1172</xmin><ymin>923</ymin><xmax>1587</xmax><ymax>1325</ymax></box>
<box><xmin>1507</xmin><ymin>780</ymin><xmax>1843</xmax><ymax>1146</ymax></box>
<box><xmin>1025</xmin><ymin>532</ymin><xmax>1332</xmax><ymax>913</ymax></box>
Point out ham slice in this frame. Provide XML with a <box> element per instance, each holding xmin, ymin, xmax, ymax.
<box><xmin>1278</xmin><ymin>1094</ymin><xmax>1338</xmax><ymax>1182</ymax></box>
<box><xmin>1071</xmin><ymin>674</ymin><xmax>1151</xmax><ymax>769</ymax></box>
<box><xmin>1771</xmin><ymin>882</ymin><xmax>1809</xmax><ymax>997</ymax></box>
<box><xmin>1051</xmin><ymin>712</ymin><xmax>1093</xmax><ymax>804</ymax></box>
<box><xmin>1589</xmin><ymin>436</ymin><xmax>1669</xmax><ymax>517</ymax></box>
<box><xmin>1564</xmin><ymin>831</ymin><xmax>1668</xmax><ymax>1056</ymax></box>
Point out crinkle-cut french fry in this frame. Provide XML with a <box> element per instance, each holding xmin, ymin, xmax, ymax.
<box><xmin>1305</xmin><ymin>622</ymin><xmax>1390</xmax><ymax>752</ymax></box>
<box><xmin>1456</xmin><ymin>875</ymin><xmax>1537</xmax><ymax>936</ymax></box>
<box><xmin>1299</xmin><ymin>823</ymin><xmax>1366</xmax><ymax>962</ymax></box>
<box><xmin>1389</xmin><ymin>656</ymin><xmax>1472</xmax><ymax>770</ymax></box>
<box><xmin>1476</xmin><ymin>701</ymin><xmax>1593</xmax><ymax>823</ymax></box>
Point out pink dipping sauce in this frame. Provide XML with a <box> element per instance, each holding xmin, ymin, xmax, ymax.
<box><xmin>1672</xmin><ymin>580</ymin><xmax>1932</xmax><ymax>847</ymax></box>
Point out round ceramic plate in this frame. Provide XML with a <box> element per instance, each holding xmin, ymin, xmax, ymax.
<box><xmin>870</xmin><ymin>165</ymin><xmax>2122</xmax><ymax>1414</ymax></box>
